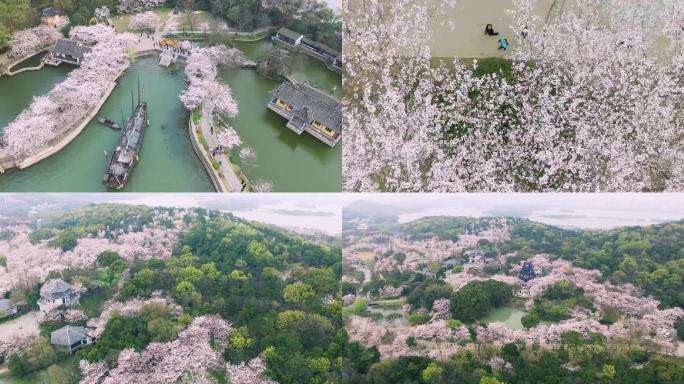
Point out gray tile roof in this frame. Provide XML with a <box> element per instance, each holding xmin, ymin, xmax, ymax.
<box><xmin>273</xmin><ymin>82</ymin><xmax>341</xmax><ymax>133</ymax></box>
<box><xmin>276</xmin><ymin>28</ymin><xmax>303</xmax><ymax>42</ymax></box>
<box><xmin>40</xmin><ymin>279</ymin><xmax>75</xmax><ymax>299</ymax></box>
<box><xmin>51</xmin><ymin>326</ymin><xmax>87</xmax><ymax>346</ymax></box>
<box><xmin>41</xmin><ymin>7</ymin><xmax>58</xmax><ymax>17</ymax></box>
<box><xmin>301</xmin><ymin>37</ymin><xmax>340</xmax><ymax>57</ymax></box>
<box><xmin>51</xmin><ymin>39</ymin><xmax>91</xmax><ymax>60</ymax></box>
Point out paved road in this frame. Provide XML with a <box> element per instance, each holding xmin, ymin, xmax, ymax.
<box><xmin>200</xmin><ymin>106</ymin><xmax>244</xmax><ymax>192</ymax></box>
<box><xmin>0</xmin><ymin>311</ymin><xmax>39</xmax><ymax>340</ymax></box>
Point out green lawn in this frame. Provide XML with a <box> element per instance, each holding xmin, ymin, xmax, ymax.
<box><xmin>0</xmin><ymin>356</ymin><xmax>78</xmax><ymax>384</ymax></box>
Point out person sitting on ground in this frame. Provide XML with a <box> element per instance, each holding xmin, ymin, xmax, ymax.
<box><xmin>485</xmin><ymin>24</ymin><xmax>499</xmax><ymax>36</ymax></box>
<box><xmin>498</xmin><ymin>37</ymin><xmax>509</xmax><ymax>50</ymax></box>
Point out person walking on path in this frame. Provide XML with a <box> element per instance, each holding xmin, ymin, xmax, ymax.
<box><xmin>498</xmin><ymin>37</ymin><xmax>509</xmax><ymax>50</ymax></box>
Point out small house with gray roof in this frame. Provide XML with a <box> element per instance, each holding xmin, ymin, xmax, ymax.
<box><xmin>274</xmin><ymin>28</ymin><xmax>304</xmax><ymax>48</ymax></box>
<box><xmin>273</xmin><ymin>28</ymin><xmax>342</xmax><ymax>74</ymax></box>
<box><xmin>51</xmin><ymin>325</ymin><xmax>94</xmax><ymax>354</ymax></box>
<box><xmin>41</xmin><ymin>7</ymin><xmax>60</xmax><ymax>27</ymax></box>
<box><xmin>44</xmin><ymin>39</ymin><xmax>91</xmax><ymax>67</ymax></box>
<box><xmin>268</xmin><ymin>81</ymin><xmax>342</xmax><ymax>147</ymax></box>
<box><xmin>38</xmin><ymin>279</ymin><xmax>80</xmax><ymax>311</ymax></box>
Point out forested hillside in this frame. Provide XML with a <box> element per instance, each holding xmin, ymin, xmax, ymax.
<box><xmin>1</xmin><ymin>204</ymin><xmax>343</xmax><ymax>383</ymax></box>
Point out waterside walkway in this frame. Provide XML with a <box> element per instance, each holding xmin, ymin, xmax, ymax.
<box><xmin>0</xmin><ymin>20</ymin><xmax>170</xmax><ymax>173</ymax></box>
<box><xmin>188</xmin><ymin>107</ymin><xmax>244</xmax><ymax>192</ymax></box>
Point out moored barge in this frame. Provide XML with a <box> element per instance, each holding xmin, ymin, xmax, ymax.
<box><xmin>102</xmin><ymin>102</ymin><xmax>148</xmax><ymax>190</ymax></box>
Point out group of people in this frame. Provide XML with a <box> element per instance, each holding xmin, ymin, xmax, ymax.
<box><xmin>484</xmin><ymin>23</ymin><xmax>529</xmax><ymax>51</ymax></box>
<box><xmin>159</xmin><ymin>42</ymin><xmax>190</xmax><ymax>56</ymax></box>
<box><xmin>211</xmin><ymin>146</ymin><xmax>224</xmax><ymax>157</ymax></box>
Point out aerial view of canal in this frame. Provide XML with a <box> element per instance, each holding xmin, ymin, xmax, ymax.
<box><xmin>0</xmin><ymin>40</ymin><xmax>341</xmax><ymax>192</ymax></box>
<box><xmin>0</xmin><ymin>57</ymin><xmax>212</xmax><ymax>192</ymax></box>
<box><xmin>228</xmin><ymin>40</ymin><xmax>342</xmax><ymax>192</ymax></box>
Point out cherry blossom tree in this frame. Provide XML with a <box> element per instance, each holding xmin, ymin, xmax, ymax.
<box><xmin>94</xmin><ymin>6</ymin><xmax>111</xmax><ymax>21</ymax></box>
<box><xmin>431</xmin><ymin>298</ymin><xmax>451</xmax><ymax>320</ymax></box>
<box><xmin>226</xmin><ymin>357</ymin><xmax>277</xmax><ymax>384</ymax></box>
<box><xmin>117</xmin><ymin>0</ymin><xmax>167</xmax><ymax>14</ymax></box>
<box><xmin>252</xmin><ymin>181</ymin><xmax>273</xmax><ymax>192</ymax></box>
<box><xmin>81</xmin><ymin>315</ymin><xmax>232</xmax><ymax>383</ymax></box>
<box><xmin>216</xmin><ymin>128</ymin><xmax>242</xmax><ymax>150</ymax></box>
<box><xmin>0</xmin><ymin>210</ymin><xmax>192</xmax><ymax>295</ymax></box>
<box><xmin>1</xmin><ymin>25</ymin><xmax>137</xmax><ymax>161</ymax></box>
<box><xmin>239</xmin><ymin>147</ymin><xmax>256</xmax><ymax>162</ymax></box>
<box><xmin>343</xmin><ymin>0</ymin><xmax>684</xmax><ymax>192</ymax></box>
<box><xmin>128</xmin><ymin>11</ymin><xmax>160</xmax><ymax>31</ymax></box>
<box><xmin>179</xmin><ymin>46</ymin><xmax>243</xmax><ymax>117</ymax></box>
<box><xmin>8</xmin><ymin>25</ymin><xmax>61</xmax><ymax>59</ymax></box>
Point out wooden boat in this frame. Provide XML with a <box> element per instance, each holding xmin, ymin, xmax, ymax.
<box><xmin>102</xmin><ymin>102</ymin><xmax>148</xmax><ymax>190</ymax></box>
<box><xmin>98</xmin><ymin>117</ymin><xmax>121</xmax><ymax>130</ymax></box>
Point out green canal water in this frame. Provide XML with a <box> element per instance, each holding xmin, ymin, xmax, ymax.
<box><xmin>0</xmin><ymin>57</ymin><xmax>71</xmax><ymax>129</ymax></box>
<box><xmin>0</xmin><ymin>57</ymin><xmax>212</xmax><ymax>192</ymax></box>
<box><xmin>479</xmin><ymin>306</ymin><xmax>527</xmax><ymax>330</ymax></box>
<box><xmin>222</xmin><ymin>40</ymin><xmax>341</xmax><ymax>192</ymax></box>
<box><xmin>0</xmin><ymin>41</ymin><xmax>341</xmax><ymax>192</ymax></box>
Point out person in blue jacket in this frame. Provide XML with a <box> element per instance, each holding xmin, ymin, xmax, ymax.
<box><xmin>498</xmin><ymin>37</ymin><xmax>509</xmax><ymax>50</ymax></box>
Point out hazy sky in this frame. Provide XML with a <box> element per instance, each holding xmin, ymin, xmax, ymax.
<box><xmin>2</xmin><ymin>194</ymin><xmax>683</xmax><ymax>233</ymax></box>
<box><xmin>0</xmin><ymin>194</ymin><xmax>343</xmax><ymax>235</ymax></box>
<box><xmin>340</xmin><ymin>194</ymin><xmax>684</xmax><ymax>229</ymax></box>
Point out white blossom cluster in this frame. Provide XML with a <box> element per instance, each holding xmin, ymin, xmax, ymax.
<box><xmin>2</xmin><ymin>25</ymin><xmax>137</xmax><ymax>160</ymax></box>
<box><xmin>87</xmin><ymin>296</ymin><xmax>183</xmax><ymax>338</ymax></box>
<box><xmin>180</xmin><ymin>46</ymin><xmax>243</xmax><ymax>116</ymax></box>
<box><xmin>94</xmin><ymin>6</ymin><xmax>111</xmax><ymax>20</ymax></box>
<box><xmin>343</xmin><ymin>0</ymin><xmax>684</xmax><ymax>191</ymax></box>
<box><xmin>8</xmin><ymin>25</ymin><xmax>61</xmax><ymax>59</ymax></box>
<box><xmin>116</xmin><ymin>0</ymin><xmax>167</xmax><ymax>14</ymax></box>
<box><xmin>226</xmin><ymin>357</ymin><xmax>277</xmax><ymax>384</ymax></box>
<box><xmin>80</xmin><ymin>316</ymin><xmax>232</xmax><ymax>384</ymax></box>
<box><xmin>0</xmin><ymin>213</ymin><xmax>191</xmax><ymax>295</ymax></box>
<box><xmin>128</xmin><ymin>11</ymin><xmax>160</xmax><ymax>31</ymax></box>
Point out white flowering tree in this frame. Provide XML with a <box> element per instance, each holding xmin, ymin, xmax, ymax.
<box><xmin>117</xmin><ymin>0</ymin><xmax>167</xmax><ymax>14</ymax></box>
<box><xmin>343</xmin><ymin>0</ymin><xmax>684</xmax><ymax>192</ymax></box>
<box><xmin>226</xmin><ymin>357</ymin><xmax>277</xmax><ymax>384</ymax></box>
<box><xmin>1</xmin><ymin>26</ymin><xmax>137</xmax><ymax>160</ymax></box>
<box><xmin>128</xmin><ymin>11</ymin><xmax>160</xmax><ymax>31</ymax></box>
<box><xmin>180</xmin><ymin>46</ymin><xmax>242</xmax><ymax>124</ymax></box>
<box><xmin>94</xmin><ymin>6</ymin><xmax>111</xmax><ymax>21</ymax></box>
<box><xmin>216</xmin><ymin>129</ymin><xmax>242</xmax><ymax>150</ymax></box>
<box><xmin>80</xmin><ymin>316</ymin><xmax>232</xmax><ymax>383</ymax></box>
<box><xmin>7</xmin><ymin>25</ymin><xmax>61</xmax><ymax>59</ymax></box>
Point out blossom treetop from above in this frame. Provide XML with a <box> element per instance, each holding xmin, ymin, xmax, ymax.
<box><xmin>1</xmin><ymin>25</ymin><xmax>137</xmax><ymax>160</ymax></box>
<box><xmin>116</xmin><ymin>0</ymin><xmax>167</xmax><ymax>14</ymax></box>
<box><xmin>343</xmin><ymin>0</ymin><xmax>684</xmax><ymax>192</ymax></box>
<box><xmin>128</xmin><ymin>11</ymin><xmax>160</xmax><ymax>31</ymax></box>
<box><xmin>7</xmin><ymin>25</ymin><xmax>61</xmax><ymax>59</ymax></box>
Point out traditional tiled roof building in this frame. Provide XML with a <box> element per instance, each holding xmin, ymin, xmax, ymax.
<box><xmin>38</xmin><ymin>279</ymin><xmax>80</xmax><ymax>311</ymax></box>
<box><xmin>273</xmin><ymin>28</ymin><xmax>341</xmax><ymax>73</ymax></box>
<box><xmin>268</xmin><ymin>81</ymin><xmax>342</xmax><ymax>147</ymax></box>
<box><xmin>51</xmin><ymin>325</ymin><xmax>94</xmax><ymax>354</ymax></box>
<box><xmin>518</xmin><ymin>261</ymin><xmax>536</xmax><ymax>282</ymax></box>
<box><xmin>44</xmin><ymin>39</ymin><xmax>91</xmax><ymax>66</ymax></box>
